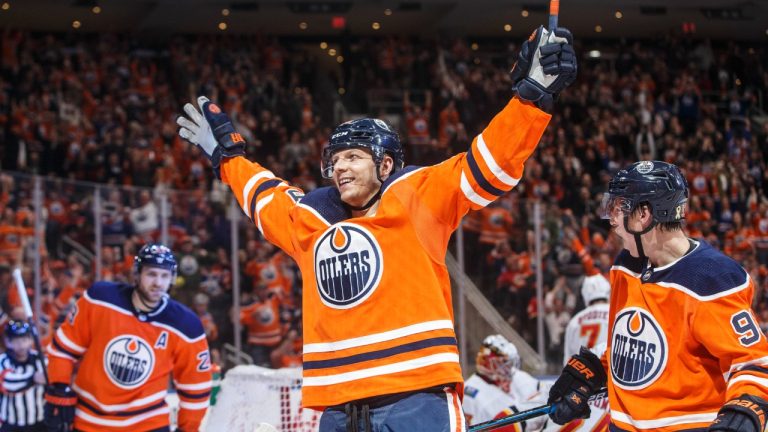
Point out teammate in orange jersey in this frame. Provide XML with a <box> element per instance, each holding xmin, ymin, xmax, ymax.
<box><xmin>44</xmin><ymin>244</ymin><xmax>212</xmax><ymax>432</ymax></box>
<box><xmin>178</xmin><ymin>26</ymin><xmax>576</xmax><ymax>432</ymax></box>
<box><xmin>549</xmin><ymin>160</ymin><xmax>768</xmax><ymax>432</ymax></box>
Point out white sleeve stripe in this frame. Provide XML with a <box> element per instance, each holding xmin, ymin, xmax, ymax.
<box><xmin>728</xmin><ymin>374</ymin><xmax>768</xmax><ymax>389</ymax></box>
<box><xmin>729</xmin><ymin>356</ymin><xmax>768</xmax><ymax>374</ymax></box>
<box><xmin>460</xmin><ymin>172</ymin><xmax>491</xmax><ymax>207</ymax></box>
<box><xmin>55</xmin><ymin>329</ymin><xmax>86</xmax><ymax>353</ymax></box>
<box><xmin>242</xmin><ymin>171</ymin><xmax>275</xmax><ymax>218</ymax></box>
<box><xmin>179</xmin><ymin>400</ymin><xmax>210</xmax><ymax>410</ymax></box>
<box><xmin>175</xmin><ymin>380</ymin><xmax>213</xmax><ymax>391</ymax></box>
<box><xmin>255</xmin><ymin>193</ymin><xmax>276</xmax><ymax>235</ymax></box>
<box><xmin>47</xmin><ymin>346</ymin><xmax>77</xmax><ymax>361</ymax></box>
<box><xmin>475</xmin><ymin>134</ymin><xmax>520</xmax><ymax>187</ymax></box>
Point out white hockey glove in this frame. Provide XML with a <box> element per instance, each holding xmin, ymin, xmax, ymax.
<box><xmin>177</xmin><ymin>96</ymin><xmax>246</xmax><ymax>179</ymax></box>
<box><xmin>511</xmin><ymin>26</ymin><xmax>577</xmax><ymax>113</ymax></box>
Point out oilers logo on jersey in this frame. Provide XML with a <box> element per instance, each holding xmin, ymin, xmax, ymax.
<box><xmin>314</xmin><ymin>223</ymin><xmax>383</xmax><ymax>309</ymax></box>
<box><xmin>610</xmin><ymin>307</ymin><xmax>668</xmax><ymax>390</ymax></box>
<box><xmin>103</xmin><ymin>335</ymin><xmax>155</xmax><ymax>389</ymax></box>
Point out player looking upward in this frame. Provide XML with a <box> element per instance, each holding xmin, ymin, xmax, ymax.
<box><xmin>177</xmin><ymin>26</ymin><xmax>577</xmax><ymax>431</ymax></box>
<box><xmin>44</xmin><ymin>243</ymin><xmax>212</xmax><ymax>432</ymax></box>
<box><xmin>548</xmin><ymin>161</ymin><xmax>768</xmax><ymax>432</ymax></box>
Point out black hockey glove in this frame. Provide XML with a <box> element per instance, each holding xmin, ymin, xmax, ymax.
<box><xmin>708</xmin><ymin>394</ymin><xmax>768</xmax><ymax>432</ymax></box>
<box><xmin>44</xmin><ymin>382</ymin><xmax>77</xmax><ymax>432</ymax></box>
<box><xmin>548</xmin><ymin>347</ymin><xmax>606</xmax><ymax>425</ymax></box>
<box><xmin>510</xmin><ymin>26</ymin><xmax>577</xmax><ymax>113</ymax></box>
<box><xmin>177</xmin><ymin>96</ymin><xmax>247</xmax><ymax>179</ymax></box>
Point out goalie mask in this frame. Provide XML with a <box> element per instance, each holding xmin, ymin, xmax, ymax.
<box><xmin>476</xmin><ymin>334</ymin><xmax>521</xmax><ymax>390</ymax></box>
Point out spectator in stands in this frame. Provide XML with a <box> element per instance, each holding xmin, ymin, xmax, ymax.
<box><xmin>194</xmin><ymin>292</ymin><xmax>219</xmax><ymax>344</ymax></box>
<box><xmin>239</xmin><ymin>283</ymin><xmax>282</xmax><ymax>367</ymax></box>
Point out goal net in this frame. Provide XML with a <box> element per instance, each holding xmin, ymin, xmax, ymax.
<box><xmin>203</xmin><ymin>365</ymin><xmax>320</xmax><ymax>432</ymax></box>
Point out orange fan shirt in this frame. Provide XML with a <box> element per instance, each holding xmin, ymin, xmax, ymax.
<box><xmin>47</xmin><ymin>282</ymin><xmax>212</xmax><ymax>431</ymax></box>
<box><xmin>219</xmin><ymin>97</ymin><xmax>550</xmax><ymax>409</ymax></box>
<box><xmin>605</xmin><ymin>240</ymin><xmax>768</xmax><ymax>431</ymax></box>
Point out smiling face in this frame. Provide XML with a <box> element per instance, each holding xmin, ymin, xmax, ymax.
<box><xmin>331</xmin><ymin>148</ymin><xmax>393</xmax><ymax>209</ymax></box>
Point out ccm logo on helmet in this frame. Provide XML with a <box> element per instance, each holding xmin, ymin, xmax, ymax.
<box><xmin>610</xmin><ymin>307</ymin><xmax>668</xmax><ymax>390</ymax></box>
<box><xmin>331</xmin><ymin>131</ymin><xmax>349</xmax><ymax>140</ymax></box>
<box><xmin>314</xmin><ymin>223</ymin><xmax>383</xmax><ymax>309</ymax></box>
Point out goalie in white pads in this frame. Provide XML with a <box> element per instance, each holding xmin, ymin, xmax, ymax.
<box><xmin>463</xmin><ymin>335</ymin><xmax>550</xmax><ymax>431</ymax></box>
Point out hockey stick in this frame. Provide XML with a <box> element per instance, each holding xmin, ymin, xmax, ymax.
<box><xmin>468</xmin><ymin>388</ymin><xmax>608</xmax><ymax>432</ymax></box>
<box><xmin>548</xmin><ymin>0</ymin><xmax>560</xmax><ymax>31</ymax></box>
<box><xmin>12</xmin><ymin>268</ymin><xmax>50</xmax><ymax>384</ymax></box>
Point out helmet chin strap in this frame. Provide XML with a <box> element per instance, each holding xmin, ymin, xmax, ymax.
<box><xmin>344</xmin><ymin>163</ymin><xmax>387</xmax><ymax>213</ymax></box>
<box><xmin>133</xmin><ymin>285</ymin><xmax>161</xmax><ymax>312</ymax></box>
<box><xmin>623</xmin><ymin>214</ymin><xmax>656</xmax><ymax>260</ymax></box>
<box><xmin>345</xmin><ymin>189</ymin><xmax>382</xmax><ymax>212</ymax></box>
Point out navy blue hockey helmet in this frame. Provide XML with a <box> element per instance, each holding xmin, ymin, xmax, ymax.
<box><xmin>4</xmin><ymin>320</ymin><xmax>32</xmax><ymax>340</ymax></box>
<box><xmin>599</xmin><ymin>160</ymin><xmax>688</xmax><ymax>225</ymax></box>
<box><xmin>134</xmin><ymin>243</ymin><xmax>178</xmax><ymax>277</ymax></box>
<box><xmin>321</xmin><ymin>118</ymin><xmax>405</xmax><ymax>179</ymax></box>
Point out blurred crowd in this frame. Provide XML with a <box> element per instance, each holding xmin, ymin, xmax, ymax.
<box><xmin>0</xmin><ymin>28</ymin><xmax>766</xmax><ymax>369</ymax></box>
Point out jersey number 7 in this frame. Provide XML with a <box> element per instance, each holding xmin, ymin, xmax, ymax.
<box><xmin>580</xmin><ymin>323</ymin><xmax>601</xmax><ymax>348</ymax></box>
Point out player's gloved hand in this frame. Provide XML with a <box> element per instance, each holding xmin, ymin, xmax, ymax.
<box><xmin>510</xmin><ymin>26</ymin><xmax>577</xmax><ymax>113</ymax></box>
<box><xmin>708</xmin><ymin>394</ymin><xmax>768</xmax><ymax>432</ymax></box>
<box><xmin>44</xmin><ymin>382</ymin><xmax>76</xmax><ymax>432</ymax></box>
<box><xmin>548</xmin><ymin>347</ymin><xmax>606</xmax><ymax>425</ymax></box>
<box><xmin>176</xmin><ymin>96</ymin><xmax>247</xmax><ymax>179</ymax></box>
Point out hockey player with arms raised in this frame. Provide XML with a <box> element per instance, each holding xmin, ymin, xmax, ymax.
<box><xmin>177</xmin><ymin>26</ymin><xmax>577</xmax><ymax>431</ymax></box>
<box><xmin>548</xmin><ymin>161</ymin><xmax>768</xmax><ymax>432</ymax></box>
<box><xmin>44</xmin><ymin>244</ymin><xmax>212</xmax><ymax>432</ymax></box>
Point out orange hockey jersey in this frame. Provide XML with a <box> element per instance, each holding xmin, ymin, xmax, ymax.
<box><xmin>220</xmin><ymin>97</ymin><xmax>551</xmax><ymax>408</ymax></box>
<box><xmin>605</xmin><ymin>239</ymin><xmax>768</xmax><ymax>431</ymax></box>
<box><xmin>48</xmin><ymin>282</ymin><xmax>212</xmax><ymax>431</ymax></box>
